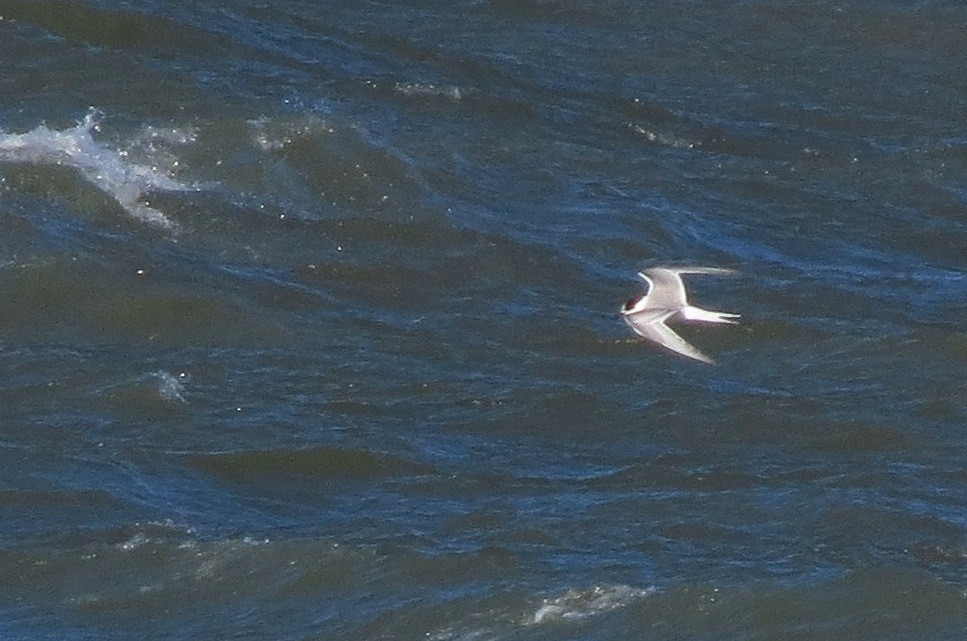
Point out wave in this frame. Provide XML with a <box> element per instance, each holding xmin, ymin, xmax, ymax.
<box><xmin>0</xmin><ymin>109</ymin><xmax>195</xmax><ymax>229</ymax></box>
<box><xmin>528</xmin><ymin>584</ymin><xmax>657</xmax><ymax>625</ymax></box>
<box><xmin>191</xmin><ymin>445</ymin><xmax>434</xmax><ymax>483</ymax></box>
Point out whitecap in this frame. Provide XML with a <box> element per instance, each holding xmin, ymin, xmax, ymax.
<box><xmin>423</xmin><ymin>583</ymin><xmax>657</xmax><ymax>641</ymax></box>
<box><xmin>153</xmin><ymin>370</ymin><xmax>188</xmax><ymax>404</ymax></box>
<box><xmin>530</xmin><ymin>584</ymin><xmax>657</xmax><ymax>625</ymax></box>
<box><xmin>394</xmin><ymin>82</ymin><xmax>464</xmax><ymax>101</ymax></box>
<box><xmin>247</xmin><ymin>115</ymin><xmax>335</xmax><ymax>152</ymax></box>
<box><xmin>630</xmin><ymin>123</ymin><xmax>698</xmax><ymax>150</ymax></box>
<box><xmin>0</xmin><ymin>109</ymin><xmax>194</xmax><ymax>229</ymax></box>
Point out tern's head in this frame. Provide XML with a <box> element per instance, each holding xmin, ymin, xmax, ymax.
<box><xmin>621</xmin><ymin>295</ymin><xmax>645</xmax><ymax>315</ymax></box>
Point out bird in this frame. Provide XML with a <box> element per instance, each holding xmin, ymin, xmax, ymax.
<box><xmin>621</xmin><ymin>267</ymin><xmax>739</xmax><ymax>364</ymax></box>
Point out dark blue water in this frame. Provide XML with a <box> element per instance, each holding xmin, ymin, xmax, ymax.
<box><xmin>1</xmin><ymin>1</ymin><xmax>965</xmax><ymax>639</ymax></box>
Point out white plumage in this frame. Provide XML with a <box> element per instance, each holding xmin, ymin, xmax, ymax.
<box><xmin>621</xmin><ymin>267</ymin><xmax>739</xmax><ymax>364</ymax></box>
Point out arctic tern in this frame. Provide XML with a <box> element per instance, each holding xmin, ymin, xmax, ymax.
<box><xmin>621</xmin><ymin>267</ymin><xmax>739</xmax><ymax>364</ymax></box>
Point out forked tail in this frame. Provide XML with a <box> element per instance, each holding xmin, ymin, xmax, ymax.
<box><xmin>680</xmin><ymin>306</ymin><xmax>740</xmax><ymax>324</ymax></box>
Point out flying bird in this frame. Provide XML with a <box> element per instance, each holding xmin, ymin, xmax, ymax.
<box><xmin>621</xmin><ymin>267</ymin><xmax>739</xmax><ymax>364</ymax></box>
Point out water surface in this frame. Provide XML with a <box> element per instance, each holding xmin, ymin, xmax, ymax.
<box><xmin>1</xmin><ymin>1</ymin><xmax>965</xmax><ymax>639</ymax></box>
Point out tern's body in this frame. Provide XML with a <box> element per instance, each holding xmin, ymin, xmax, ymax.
<box><xmin>621</xmin><ymin>267</ymin><xmax>739</xmax><ymax>364</ymax></box>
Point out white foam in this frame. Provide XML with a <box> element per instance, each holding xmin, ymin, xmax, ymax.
<box><xmin>247</xmin><ymin>115</ymin><xmax>335</xmax><ymax>152</ymax></box>
<box><xmin>153</xmin><ymin>370</ymin><xmax>188</xmax><ymax>404</ymax></box>
<box><xmin>394</xmin><ymin>82</ymin><xmax>463</xmax><ymax>101</ymax></box>
<box><xmin>630</xmin><ymin>124</ymin><xmax>698</xmax><ymax>150</ymax></box>
<box><xmin>424</xmin><ymin>584</ymin><xmax>656</xmax><ymax>641</ymax></box>
<box><xmin>530</xmin><ymin>584</ymin><xmax>656</xmax><ymax>625</ymax></box>
<box><xmin>0</xmin><ymin>110</ymin><xmax>193</xmax><ymax>229</ymax></box>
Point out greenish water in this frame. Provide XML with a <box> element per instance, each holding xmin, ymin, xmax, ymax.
<box><xmin>0</xmin><ymin>1</ymin><xmax>965</xmax><ymax>639</ymax></box>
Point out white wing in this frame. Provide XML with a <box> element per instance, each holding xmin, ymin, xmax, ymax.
<box><xmin>666</xmin><ymin>267</ymin><xmax>738</xmax><ymax>276</ymax></box>
<box><xmin>638</xmin><ymin>266</ymin><xmax>736</xmax><ymax>310</ymax></box>
<box><xmin>638</xmin><ymin>268</ymin><xmax>688</xmax><ymax>309</ymax></box>
<box><xmin>623</xmin><ymin>311</ymin><xmax>714</xmax><ymax>364</ymax></box>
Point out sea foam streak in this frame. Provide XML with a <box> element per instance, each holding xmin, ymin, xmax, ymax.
<box><xmin>530</xmin><ymin>585</ymin><xmax>656</xmax><ymax>625</ymax></box>
<box><xmin>424</xmin><ymin>584</ymin><xmax>656</xmax><ymax>641</ymax></box>
<box><xmin>0</xmin><ymin>110</ymin><xmax>191</xmax><ymax>229</ymax></box>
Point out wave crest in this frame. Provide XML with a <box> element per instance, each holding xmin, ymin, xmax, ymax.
<box><xmin>0</xmin><ymin>109</ymin><xmax>194</xmax><ymax>229</ymax></box>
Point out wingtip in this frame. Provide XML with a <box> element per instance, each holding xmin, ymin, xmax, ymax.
<box><xmin>675</xmin><ymin>352</ymin><xmax>715</xmax><ymax>365</ymax></box>
<box><xmin>672</xmin><ymin>266</ymin><xmax>739</xmax><ymax>276</ymax></box>
<box><xmin>691</xmin><ymin>352</ymin><xmax>715</xmax><ymax>365</ymax></box>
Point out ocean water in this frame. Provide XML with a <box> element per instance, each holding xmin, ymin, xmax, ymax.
<box><xmin>0</xmin><ymin>1</ymin><xmax>965</xmax><ymax>639</ymax></box>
